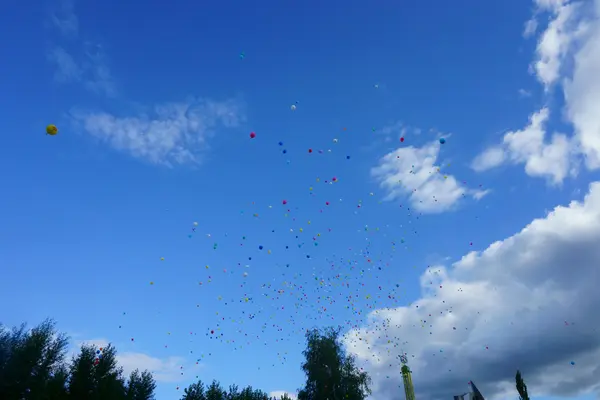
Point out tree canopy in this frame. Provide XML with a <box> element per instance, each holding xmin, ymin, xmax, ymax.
<box><xmin>0</xmin><ymin>319</ymin><xmax>156</xmax><ymax>400</ymax></box>
<box><xmin>297</xmin><ymin>327</ymin><xmax>371</xmax><ymax>400</ymax></box>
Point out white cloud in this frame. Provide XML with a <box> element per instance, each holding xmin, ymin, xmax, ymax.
<box><xmin>472</xmin><ymin>0</ymin><xmax>600</xmax><ymax>185</ymax></box>
<box><xmin>71</xmin><ymin>98</ymin><xmax>244</xmax><ymax>166</ymax></box>
<box><xmin>518</xmin><ymin>88</ymin><xmax>532</xmax><ymax>97</ymax></box>
<box><xmin>471</xmin><ymin>147</ymin><xmax>505</xmax><ymax>172</ymax></box>
<box><xmin>563</xmin><ymin>0</ymin><xmax>600</xmax><ymax>169</ymax></box>
<box><xmin>269</xmin><ymin>390</ymin><xmax>297</xmax><ymax>399</ymax></box>
<box><xmin>523</xmin><ymin>18</ymin><xmax>538</xmax><ymax>38</ymax></box>
<box><xmin>371</xmin><ymin>141</ymin><xmax>483</xmax><ymax>213</ymax></box>
<box><xmin>472</xmin><ymin>189</ymin><xmax>491</xmax><ymax>201</ymax></box>
<box><xmin>531</xmin><ymin>0</ymin><xmax>581</xmax><ymax>89</ymax></box>
<box><xmin>471</xmin><ymin>108</ymin><xmax>574</xmax><ymax>185</ymax></box>
<box><xmin>117</xmin><ymin>352</ymin><xmax>189</xmax><ymax>383</ymax></box>
<box><xmin>344</xmin><ymin>181</ymin><xmax>600</xmax><ymax>400</ymax></box>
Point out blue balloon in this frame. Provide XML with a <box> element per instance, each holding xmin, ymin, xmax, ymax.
<box><xmin>439</xmin><ymin>138</ymin><xmax>446</xmax><ymax>144</ymax></box>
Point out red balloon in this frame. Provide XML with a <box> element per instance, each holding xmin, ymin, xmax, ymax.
<box><xmin>250</xmin><ymin>132</ymin><xmax>256</xmax><ymax>139</ymax></box>
<box><xmin>282</xmin><ymin>200</ymin><xmax>287</xmax><ymax>205</ymax></box>
<box><xmin>308</xmin><ymin>149</ymin><xmax>313</xmax><ymax>153</ymax></box>
<box><xmin>400</xmin><ymin>137</ymin><xmax>405</xmax><ymax>142</ymax></box>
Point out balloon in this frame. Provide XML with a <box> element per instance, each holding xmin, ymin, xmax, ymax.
<box><xmin>291</xmin><ymin>105</ymin><xmax>297</xmax><ymax>111</ymax></box>
<box><xmin>439</xmin><ymin>138</ymin><xmax>446</xmax><ymax>144</ymax></box>
<box><xmin>46</xmin><ymin>124</ymin><xmax>58</xmax><ymax>135</ymax></box>
<box><xmin>250</xmin><ymin>132</ymin><xmax>256</xmax><ymax>139</ymax></box>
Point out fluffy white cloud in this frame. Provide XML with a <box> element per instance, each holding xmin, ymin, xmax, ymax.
<box><xmin>71</xmin><ymin>99</ymin><xmax>244</xmax><ymax>166</ymax></box>
<box><xmin>531</xmin><ymin>0</ymin><xmax>581</xmax><ymax>89</ymax></box>
<box><xmin>472</xmin><ymin>108</ymin><xmax>574</xmax><ymax>185</ymax></box>
<box><xmin>474</xmin><ymin>0</ymin><xmax>600</xmax><ymax>185</ymax></box>
<box><xmin>344</xmin><ymin>181</ymin><xmax>600</xmax><ymax>400</ymax></box>
<box><xmin>372</xmin><ymin>141</ymin><xmax>487</xmax><ymax>213</ymax></box>
<box><xmin>563</xmin><ymin>0</ymin><xmax>600</xmax><ymax>169</ymax></box>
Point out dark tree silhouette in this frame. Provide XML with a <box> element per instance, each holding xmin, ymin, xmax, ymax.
<box><xmin>206</xmin><ymin>379</ymin><xmax>227</xmax><ymax>400</ymax></box>
<box><xmin>126</xmin><ymin>369</ymin><xmax>157</xmax><ymax>400</ymax></box>
<box><xmin>297</xmin><ymin>327</ymin><xmax>371</xmax><ymax>400</ymax></box>
<box><xmin>0</xmin><ymin>319</ymin><xmax>156</xmax><ymax>400</ymax></box>
<box><xmin>516</xmin><ymin>370</ymin><xmax>530</xmax><ymax>400</ymax></box>
<box><xmin>182</xmin><ymin>380</ymin><xmax>207</xmax><ymax>400</ymax></box>
<box><xmin>0</xmin><ymin>318</ymin><xmax>69</xmax><ymax>400</ymax></box>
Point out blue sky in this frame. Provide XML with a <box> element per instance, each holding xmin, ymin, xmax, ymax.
<box><xmin>2</xmin><ymin>0</ymin><xmax>600</xmax><ymax>399</ymax></box>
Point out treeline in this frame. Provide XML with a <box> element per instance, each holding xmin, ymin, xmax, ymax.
<box><xmin>0</xmin><ymin>319</ymin><xmax>371</xmax><ymax>400</ymax></box>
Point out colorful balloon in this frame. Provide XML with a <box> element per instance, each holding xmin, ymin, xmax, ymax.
<box><xmin>46</xmin><ymin>124</ymin><xmax>58</xmax><ymax>136</ymax></box>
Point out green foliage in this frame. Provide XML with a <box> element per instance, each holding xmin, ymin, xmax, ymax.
<box><xmin>297</xmin><ymin>327</ymin><xmax>371</xmax><ymax>400</ymax></box>
<box><xmin>126</xmin><ymin>369</ymin><xmax>157</xmax><ymax>400</ymax></box>
<box><xmin>516</xmin><ymin>370</ymin><xmax>530</xmax><ymax>400</ymax></box>
<box><xmin>0</xmin><ymin>319</ymin><xmax>156</xmax><ymax>400</ymax></box>
<box><xmin>182</xmin><ymin>380</ymin><xmax>207</xmax><ymax>400</ymax></box>
<box><xmin>0</xmin><ymin>318</ymin><xmax>69</xmax><ymax>400</ymax></box>
<box><xmin>181</xmin><ymin>379</ymin><xmax>273</xmax><ymax>400</ymax></box>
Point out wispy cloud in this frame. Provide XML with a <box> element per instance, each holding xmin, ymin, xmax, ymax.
<box><xmin>49</xmin><ymin>0</ymin><xmax>79</xmax><ymax>37</ymax></box>
<box><xmin>71</xmin><ymin>98</ymin><xmax>245</xmax><ymax>166</ymax></box>
<box><xmin>47</xmin><ymin>0</ymin><xmax>116</xmax><ymax>96</ymax></box>
<box><xmin>518</xmin><ymin>88</ymin><xmax>533</xmax><ymax>97</ymax></box>
<box><xmin>47</xmin><ymin>46</ymin><xmax>82</xmax><ymax>83</ymax></box>
<box><xmin>371</xmin><ymin>140</ymin><xmax>486</xmax><ymax>213</ymax></box>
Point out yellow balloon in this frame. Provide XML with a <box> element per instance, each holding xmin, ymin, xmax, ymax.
<box><xmin>46</xmin><ymin>124</ymin><xmax>58</xmax><ymax>135</ymax></box>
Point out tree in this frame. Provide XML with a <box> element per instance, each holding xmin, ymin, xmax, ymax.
<box><xmin>206</xmin><ymin>379</ymin><xmax>226</xmax><ymax>400</ymax></box>
<box><xmin>0</xmin><ymin>318</ymin><xmax>69</xmax><ymax>400</ymax></box>
<box><xmin>226</xmin><ymin>384</ymin><xmax>239</xmax><ymax>400</ymax></box>
<box><xmin>68</xmin><ymin>343</ymin><xmax>127</xmax><ymax>400</ymax></box>
<box><xmin>0</xmin><ymin>319</ymin><xmax>156</xmax><ymax>400</ymax></box>
<box><xmin>516</xmin><ymin>370</ymin><xmax>530</xmax><ymax>400</ymax></box>
<box><xmin>126</xmin><ymin>369</ymin><xmax>157</xmax><ymax>400</ymax></box>
<box><xmin>182</xmin><ymin>380</ymin><xmax>207</xmax><ymax>400</ymax></box>
<box><xmin>297</xmin><ymin>327</ymin><xmax>371</xmax><ymax>400</ymax></box>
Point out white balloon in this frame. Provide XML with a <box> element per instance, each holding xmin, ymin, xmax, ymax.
<box><xmin>290</xmin><ymin>104</ymin><xmax>297</xmax><ymax>111</ymax></box>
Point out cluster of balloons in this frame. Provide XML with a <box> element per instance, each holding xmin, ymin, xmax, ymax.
<box><xmin>93</xmin><ymin>348</ymin><xmax>103</xmax><ymax>365</ymax></box>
